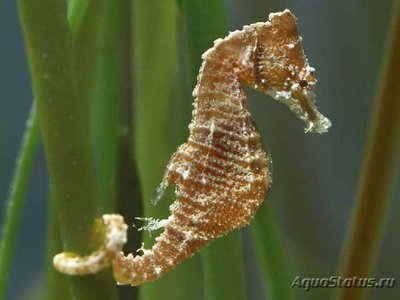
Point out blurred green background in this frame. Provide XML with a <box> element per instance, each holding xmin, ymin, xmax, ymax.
<box><xmin>0</xmin><ymin>0</ymin><xmax>399</xmax><ymax>300</ymax></box>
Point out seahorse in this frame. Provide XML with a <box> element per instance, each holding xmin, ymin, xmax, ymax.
<box><xmin>53</xmin><ymin>9</ymin><xmax>331</xmax><ymax>286</ymax></box>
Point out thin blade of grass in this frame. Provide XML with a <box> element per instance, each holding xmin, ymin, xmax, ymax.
<box><xmin>133</xmin><ymin>1</ymin><xmax>203</xmax><ymax>300</ymax></box>
<box><xmin>336</xmin><ymin>1</ymin><xmax>400</xmax><ymax>299</ymax></box>
<box><xmin>180</xmin><ymin>1</ymin><xmax>246</xmax><ymax>299</ymax></box>
<box><xmin>0</xmin><ymin>105</ymin><xmax>40</xmax><ymax>300</ymax></box>
<box><xmin>251</xmin><ymin>202</ymin><xmax>296</xmax><ymax>300</ymax></box>
<box><xmin>16</xmin><ymin>1</ymin><xmax>117</xmax><ymax>299</ymax></box>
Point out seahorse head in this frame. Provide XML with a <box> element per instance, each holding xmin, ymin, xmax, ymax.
<box><xmin>253</xmin><ymin>9</ymin><xmax>331</xmax><ymax>133</ymax></box>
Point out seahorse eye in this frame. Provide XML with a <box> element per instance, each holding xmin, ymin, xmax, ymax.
<box><xmin>299</xmin><ymin>80</ymin><xmax>308</xmax><ymax>88</ymax></box>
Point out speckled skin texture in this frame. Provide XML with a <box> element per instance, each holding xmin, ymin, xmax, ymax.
<box><xmin>53</xmin><ymin>10</ymin><xmax>331</xmax><ymax>286</ymax></box>
<box><xmin>53</xmin><ymin>214</ymin><xmax>127</xmax><ymax>275</ymax></box>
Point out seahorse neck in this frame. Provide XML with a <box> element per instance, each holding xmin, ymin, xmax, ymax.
<box><xmin>191</xmin><ymin>57</ymin><xmax>250</xmax><ymax>120</ymax></box>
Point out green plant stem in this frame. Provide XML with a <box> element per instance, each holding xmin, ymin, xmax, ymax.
<box><xmin>91</xmin><ymin>0</ymin><xmax>131</xmax><ymax>213</ymax></box>
<box><xmin>0</xmin><ymin>105</ymin><xmax>40</xmax><ymax>300</ymax></box>
<box><xmin>91</xmin><ymin>0</ymin><xmax>141</xmax><ymax>298</ymax></box>
<box><xmin>251</xmin><ymin>202</ymin><xmax>295</xmax><ymax>300</ymax></box>
<box><xmin>68</xmin><ymin>0</ymin><xmax>101</xmax><ymax>118</ymax></box>
<box><xmin>45</xmin><ymin>194</ymin><xmax>71</xmax><ymax>300</ymax></box>
<box><xmin>336</xmin><ymin>1</ymin><xmax>400</xmax><ymax>300</ymax></box>
<box><xmin>42</xmin><ymin>2</ymin><xmax>104</xmax><ymax>299</ymax></box>
<box><xmin>180</xmin><ymin>1</ymin><xmax>247</xmax><ymax>299</ymax></box>
<box><xmin>132</xmin><ymin>1</ymin><xmax>202</xmax><ymax>300</ymax></box>
<box><xmin>17</xmin><ymin>1</ymin><xmax>117</xmax><ymax>299</ymax></box>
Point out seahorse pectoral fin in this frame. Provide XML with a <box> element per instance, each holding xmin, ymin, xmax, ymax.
<box><xmin>151</xmin><ymin>150</ymin><xmax>182</xmax><ymax>205</ymax></box>
<box><xmin>53</xmin><ymin>214</ymin><xmax>128</xmax><ymax>275</ymax></box>
<box><xmin>151</xmin><ymin>179</ymin><xmax>168</xmax><ymax>205</ymax></box>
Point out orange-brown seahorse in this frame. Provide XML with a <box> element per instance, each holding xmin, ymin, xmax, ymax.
<box><xmin>53</xmin><ymin>9</ymin><xmax>331</xmax><ymax>286</ymax></box>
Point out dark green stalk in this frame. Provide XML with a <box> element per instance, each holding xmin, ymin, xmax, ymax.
<box><xmin>0</xmin><ymin>105</ymin><xmax>40</xmax><ymax>300</ymax></box>
<box><xmin>180</xmin><ymin>1</ymin><xmax>247</xmax><ymax>299</ymax></box>
<box><xmin>202</xmin><ymin>231</ymin><xmax>246</xmax><ymax>300</ymax></box>
<box><xmin>132</xmin><ymin>1</ymin><xmax>202</xmax><ymax>300</ymax></box>
<box><xmin>251</xmin><ymin>202</ymin><xmax>295</xmax><ymax>300</ymax></box>
<box><xmin>17</xmin><ymin>1</ymin><xmax>117</xmax><ymax>299</ymax></box>
<box><xmin>115</xmin><ymin>123</ymin><xmax>142</xmax><ymax>300</ymax></box>
<box><xmin>336</xmin><ymin>1</ymin><xmax>400</xmax><ymax>299</ymax></box>
<box><xmin>181</xmin><ymin>0</ymin><xmax>226</xmax><ymax>86</ymax></box>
